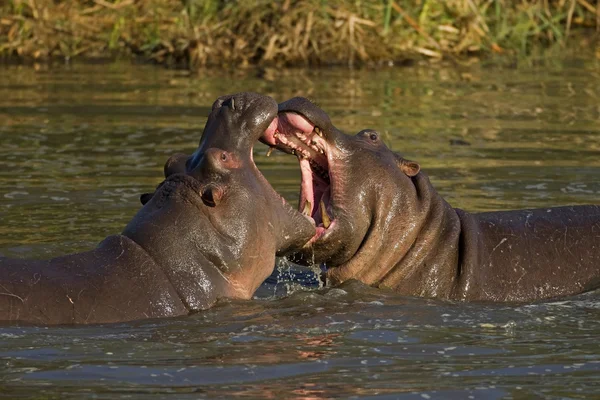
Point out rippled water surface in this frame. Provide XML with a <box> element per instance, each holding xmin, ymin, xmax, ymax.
<box><xmin>0</xmin><ymin>59</ymin><xmax>599</xmax><ymax>398</ymax></box>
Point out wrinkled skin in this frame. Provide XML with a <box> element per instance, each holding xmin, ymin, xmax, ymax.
<box><xmin>0</xmin><ymin>93</ymin><xmax>315</xmax><ymax>324</ymax></box>
<box><xmin>264</xmin><ymin>97</ymin><xmax>600</xmax><ymax>302</ymax></box>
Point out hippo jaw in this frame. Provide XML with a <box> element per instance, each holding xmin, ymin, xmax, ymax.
<box><xmin>259</xmin><ymin>98</ymin><xmax>371</xmax><ymax>267</ymax></box>
<box><xmin>262</xmin><ymin>112</ymin><xmax>334</xmax><ymax>241</ymax></box>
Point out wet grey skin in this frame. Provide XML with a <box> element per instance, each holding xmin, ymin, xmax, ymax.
<box><xmin>0</xmin><ymin>93</ymin><xmax>315</xmax><ymax>325</ymax></box>
<box><xmin>262</xmin><ymin>96</ymin><xmax>600</xmax><ymax>302</ymax></box>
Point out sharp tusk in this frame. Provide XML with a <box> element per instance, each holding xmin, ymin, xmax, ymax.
<box><xmin>320</xmin><ymin>199</ymin><xmax>331</xmax><ymax>228</ymax></box>
<box><xmin>266</xmin><ymin>147</ymin><xmax>275</xmax><ymax>157</ymax></box>
<box><xmin>303</xmin><ymin>200</ymin><xmax>311</xmax><ymax>216</ymax></box>
<box><xmin>315</xmin><ymin>126</ymin><xmax>323</xmax><ymax>137</ymax></box>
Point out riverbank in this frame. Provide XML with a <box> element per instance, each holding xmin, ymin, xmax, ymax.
<box><xmin>1</xmin><ymin>0</ymin><xmax>598</xmax><ymax>68</ymax></box>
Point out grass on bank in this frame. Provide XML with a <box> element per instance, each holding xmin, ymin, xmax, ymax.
<box><xmin>0</xmin><ymin>0</ymin><xmax>598</xmax><ymax>67</ymax></box>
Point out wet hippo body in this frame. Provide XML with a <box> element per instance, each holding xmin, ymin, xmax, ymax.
<box><xmin>262</xmin><ymin>97</ymin><xmax>600</xmax><ymax>302</ymax></box>
<box><xmin>456</xmin><ymin>206</ymin><xmax>600</xmax><ymax>301</ymax></box>
<box><xmin>0</xmin><ymin>236</ymin><xmax>187</xmax><ymax>324</ymax></box>
<box><xmin>0</xmin><ymin>93</ymin><xmax>315</xmax><ymax>324</ymax></box>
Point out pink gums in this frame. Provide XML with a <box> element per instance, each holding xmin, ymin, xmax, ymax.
<box><xmin>260</xmin><ymin>111</ymin><xmax>334</xmax><ymax>243</ymax></box>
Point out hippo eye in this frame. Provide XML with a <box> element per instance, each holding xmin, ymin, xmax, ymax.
<box><xmin>369</xmin><ymin>132</ymin><xmax>378</xmax><ymax>141</ymax></box>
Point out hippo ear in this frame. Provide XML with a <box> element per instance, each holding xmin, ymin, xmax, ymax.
<box><xmin>398</xmin><ymin>158</ymin><xmax>420</xmax><ymax>177</ymax></box>
<box><xmin>140</xmin><ymin>180</ymin><xmax>168</xmax><ymax>205</ymax></box>
<box><xmin>201</xmin><ymin>184</ymin><xmax>224</xmax><ymax>207</ymax></box>
<box><xmin>164</xmin><ymin>153</ymin><xmax>189</xmax><ymax>177</ymax></box>
<box><xmin>140</xmin><ymin>192</ymin><xmax>153</xmax><ymax>205</ymax></box>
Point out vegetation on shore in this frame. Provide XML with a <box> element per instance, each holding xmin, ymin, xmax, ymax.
<box><xmin>1</xmin><ymin>0</ymin><xmax>598</xmax><ymax>67</ymax></box>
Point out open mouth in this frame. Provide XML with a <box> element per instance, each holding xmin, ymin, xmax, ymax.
<box><xmin>261</xmin><ymin>112</ymin><xmax>334</xmax><ymax>241</ymax></box>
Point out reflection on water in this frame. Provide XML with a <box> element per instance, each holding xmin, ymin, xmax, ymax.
<box><xmin>1</xmin><ymin>282</ymin><xmax>600</xmax><ymax>399</ymax></box>
<box><xmin>0</xmin><ymin>60</ymin><xmax>599</xmax><ymax>398</ymax></box>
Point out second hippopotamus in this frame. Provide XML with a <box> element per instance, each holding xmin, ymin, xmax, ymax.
<box><xmin>261</xmin><ymin>97</ymin><xmax>600</xmax><ymax>302</ymax></box>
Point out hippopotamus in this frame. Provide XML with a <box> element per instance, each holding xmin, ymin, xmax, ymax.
<box><xmin>260</xmin><ymin>97</ymin><xmax>600</xmax><ymax>302</ymax></box>
<box><xmin>0</xmin><ymin>93</ymin><xmax>315</xmax><ymax>324</ymax></box>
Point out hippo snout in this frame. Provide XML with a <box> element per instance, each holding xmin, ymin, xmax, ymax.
<box><xmin>212</xmin><ymin>92</ymin><xmax>277</xmax><ymax>117</ymax></box>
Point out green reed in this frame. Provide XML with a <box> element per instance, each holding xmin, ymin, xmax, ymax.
<box><xmin>0</xmin><ymin>0</ymin><xmax>597</xmax><ymax>67</ymax></box>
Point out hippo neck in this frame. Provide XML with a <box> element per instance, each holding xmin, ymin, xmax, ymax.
<box><xmin>374</xmin><ymin>172</ymin><xmax>463</xmax><ymax>298</ymax></box>
<box><xmin>122</xmin><ymin>203</ymin><xmax>237</xmax><ymax>312</ymax></box>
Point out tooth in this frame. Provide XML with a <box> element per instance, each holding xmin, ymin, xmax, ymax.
<box><xmin>320</xmin><ymin>200</ymin><xmax>331</xmax><ymax>228</ymax></box>
<box><xmin>303</xmin><ymin>200</ymin><xmax>311</xmax><ymax>216</ymax></box>
<box><xmin>315</xmin><ymin>127</ymin><xmax>323</xmax><ymax>137</ymax></box>
<box><xmin>273</xmin><ymin>131</ymin><xmax>279</xmax><ymax>138</ymax></box>
<box><xmin>291</xmin><ymin>149</ymin><xmax>296</xmax><ymax>155</ymax></box>
<box><xmin>266</xmin><ymin>147</ymin><xmax>274</xmax><ymax>157</ymax></box>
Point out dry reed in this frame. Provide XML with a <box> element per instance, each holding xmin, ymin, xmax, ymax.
<box><xmin>0</xmin><ymin>0</ymin><xmax>597</xmax><ymax>67</ymax></box>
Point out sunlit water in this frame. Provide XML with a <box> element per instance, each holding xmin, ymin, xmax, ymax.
<box><xmin>0</xmin><ymin>59</ymin><xmax>599</xmax><ymax>398</ymax></box>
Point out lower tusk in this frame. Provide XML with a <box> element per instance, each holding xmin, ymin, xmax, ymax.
<box><xmin>320</xmin><ymin>199</ymin><xmax>331</xmax><ymax>228</ymax></box>
<box><xmin>266</xmin><ymin>147</ymin><xmax>275</xmax><ymax>157</ymax></box>
<box><xmin>303</xmin><ymin>200</ymin><xmax>312</xmax><ymax>216</ymax></box>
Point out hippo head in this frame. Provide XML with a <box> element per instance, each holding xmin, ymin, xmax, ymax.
<box><xmin>260</xmin><ymin>97</ymin><xmax>423</xmax><ymax>282</ymax></box>
<box><xmin>124</xmin><ymin>93</ymin><xmax>315</xmax><ymax>311</ymax></box>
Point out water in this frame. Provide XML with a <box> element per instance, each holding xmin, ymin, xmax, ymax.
<box><xmin>0</xmin><ymin>59</ymin><xmax>599</xmax><ymax>398</ymax></box>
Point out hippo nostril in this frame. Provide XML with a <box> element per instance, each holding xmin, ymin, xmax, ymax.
<box><xmin>220</xmin><ymin>152</ymin><xmax>228</xmax><ymax>162</ymax></box>
<box><xmin>221</xmin><ymin>97</ymin><xmax>236</xmax><ymax>111</ymax></box>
